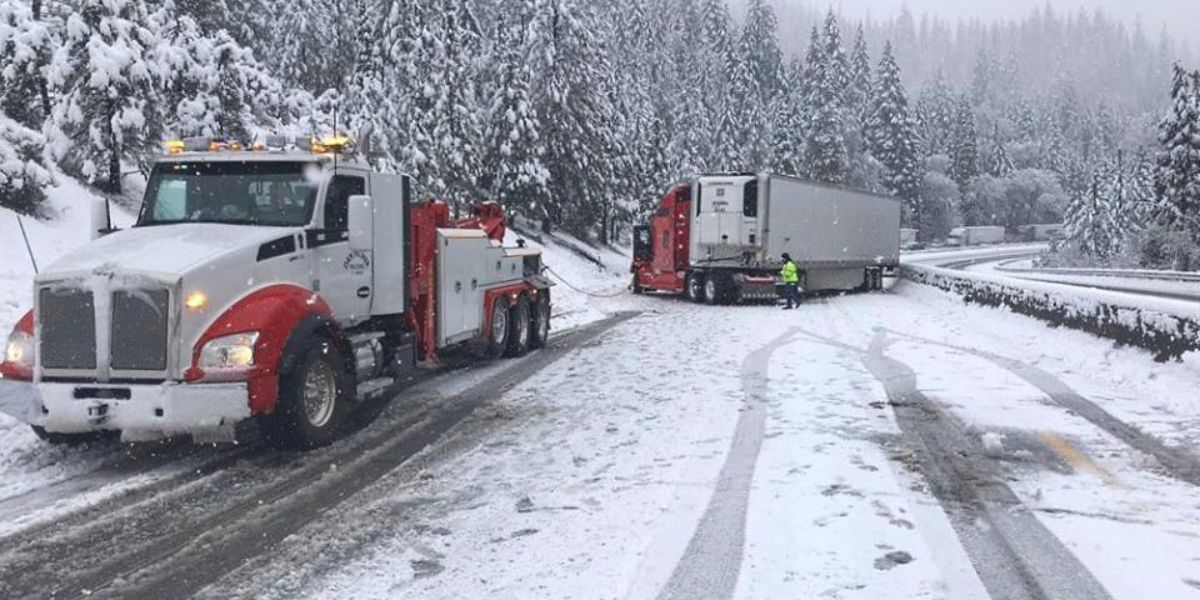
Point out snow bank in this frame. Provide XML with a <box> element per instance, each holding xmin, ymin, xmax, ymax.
<box><xmin>902</xmin><ymin>263</ymin><xmax>1200</xmax><ymax>362</ymax></box>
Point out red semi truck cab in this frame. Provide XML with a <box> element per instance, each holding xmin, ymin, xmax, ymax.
<box><xmin>631</xmin><ymin>183</ymin><xmax>693</xmax><ymax>295</ymax></box>
<box><xmin>0</xmin><ymin>137</ymin><xmax>553</xmax><ymax>448</ymax></box>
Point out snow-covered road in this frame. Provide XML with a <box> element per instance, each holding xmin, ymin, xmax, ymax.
<box><xmin>1</xmin><ymin>249</ymin><xmax>1198</xmax><ymax>599</ymax></box>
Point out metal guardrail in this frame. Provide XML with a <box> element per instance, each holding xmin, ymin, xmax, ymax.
<box><xmin>993</xmin><ymin>262</ymin><xmax>1200</xmax><ymax>283</ymax></box>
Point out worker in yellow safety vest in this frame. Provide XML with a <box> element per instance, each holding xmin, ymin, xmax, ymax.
<box><xmin>780</xmin><ymin>253</ymin><xmax>802</xmax><ymax>310</ymax></box>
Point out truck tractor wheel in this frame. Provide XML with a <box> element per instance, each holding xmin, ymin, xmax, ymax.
<box><xmin>703</xmin><ymin>276</ymin><xmax>723</xmax><ymax>305</ymax></box>
<box><xmin>530</xmin><ymin>292</ymin><xmax>551</xmax><ymax>350</ymax></box>
<box><xmin>482</xmin><ymin>298</ymin><xmax>512</xmax><ymax>359</ymax></box>
<box><xmin>505</xmin><ymin>294</ymin><xmax>533</xmax><ymax>357</ymax></box>
<box><xmin>631</xmin><ymin>275</ymin><xmax>644</xmax><ymax>295</ymax></box>
<box><xmin>264</xmin><ymin>334</ymin><xmax>351</xmax><ymax>450</ymax></box>
<box><xmin>686</xmin><ymin>273</ymin><xmax>705</xmax><ymax>303</ymax></box>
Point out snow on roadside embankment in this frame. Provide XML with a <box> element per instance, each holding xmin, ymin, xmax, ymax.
<box><xmin>902</xmin><ymin>261</ymin><xmax>1200</xmax><ymax>362</ymax></box>
<box><xmin>504</xmin><ymin>225</ymin><xmax>630</xmax><ymax>332</ymax></box>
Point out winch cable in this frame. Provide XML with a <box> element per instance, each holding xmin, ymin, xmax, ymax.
<box><xmin>543</xmin><ymin>266</ymin><xmax>629</xmax><ymax>298</ymax></box>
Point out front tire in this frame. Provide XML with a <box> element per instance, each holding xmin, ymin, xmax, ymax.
<box><xmin>264</xmin><ymin>334</ymin><xmax>351</xmax><ymax>450</ymax></box>
<box><xmin>505</xmin><ymin>294</ymin><xmax>532</xmax><ymax>357</ymax></box>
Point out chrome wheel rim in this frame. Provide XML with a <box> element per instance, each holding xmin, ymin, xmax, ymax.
<box><xmin>303</xmin><ymin>358</ymin><xmax>337</xmax><ymax>428</ymax></box>
<box><xmin>492</xmin><ymin>304</ymin><xmax>508</xmax><ymax>344</ymax></box>
<box><xmin>705</xmin><ymin>279</ymin><xmax>717</xmax><ymax>302</ymax></box>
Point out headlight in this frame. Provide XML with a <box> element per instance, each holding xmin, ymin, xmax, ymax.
<box><xmin>4</xmin><ymin>330</ymin><xmax>33</xmax><ymax>367</ymax></box>
<box><xmin>198</xmin><ymin>332</ymin><xmax>259</xmax><ymax>369</ymax></box>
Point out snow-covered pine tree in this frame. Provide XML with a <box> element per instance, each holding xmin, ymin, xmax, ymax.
<box><xmin>739</xmin><ymin>0</ymin><xmax>783</xmax><ymax>101</ymax></box>
<box><xmin>480</xmin><ymin>2</ymin><xmax>548</xmax><ymax>220</ymax></box>
<box><xmin>698</xmin><ymin>0</ymin><xmax>734</xmax><ymax>170</ymax></box>
<box><xmin>819</xmin><ymin>9</ymin><xmax>850</xmax><ymax>102</ymax></box>
<box><xmin>343</xmin><ymin>1</ymin><xmax>397</xmax><ymax>168</ymax></box>
<box><xmin>409</xmin><ymin>0</ymin><xmax>486</xmax><ymax>213</ymax></box>
<box><xmin>729</xmin><ymin>23</ymin><xmax>769</xmax><ymax>171</ymax></box>
<box><xmin>865</xmin><ymin>42</ymin><xmax>922</xmax><ymax>229</ymax></box>
<box><xmin>949</xmin><ymin>96</ymin><xmax>980</xmax><ymax>191</ymax></box>
<box><xmin>970</xmin><ymin>47</ymin><xmax>991</xmax><ymax>107</ymax></box>
<box><xmin>770</xmin><ymin>59</ymin><xmax>805</xmax><ymax>176</ymax></box>
<box><xmin>915</xmin><ymin>71</ymin><xmax>954</xmax><ymax>157</ymax></box>
<box><xmin>803</xmin><ymin>12</ymin><xmax>850</xmax><ymax>185</ymax></box>
<box><xmin>1064</xmin><ymin>161</ymin><xmax>1120</xmax><ymax>261</ymax></box>
<box><xmin>0</xmin><ymin>115</ymin><xmax>53</xmax><ymax>214</ymax></box>
<box><xmin>47</xmin><ymin>0</ymin><xmax>162</xmax><ymax>195</ymax></box>
<box><xmin>529</xmin><ymin>0</ymin><xmax>622</xmax><ymax>239</ymax></box>
<box><xmin>988</xmin><ymin>124</ymin><xmax>1014</xmax><ymax>177</ymax></box>
<box><xmin>847</xmin><ymin>24</ymin><xmax>872</xmax><ymax>128</ymax></box>
<box><xmin>1154</xmin><ymin>64</ymin><xmax>1200</xmax><ymax>240</ymax></box>
<box><xmin>0</xmin><ymin>0</ymin><xmax>54</xmax><ymax>129</ymax></box>
<box><xmin>668</xmin><ymin>0</ymin><xmax>710</xmax><ymax>176</ymax></box>
<box><xmin>151</xmin><ymin>3</ymin><xmax>278</xmax><ymax>142</ymax></box>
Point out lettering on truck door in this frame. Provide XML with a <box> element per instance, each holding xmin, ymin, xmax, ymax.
<box><xmin>311</xmin><ymin>174</ymin><xmax>372</xmax><ymax>323</ymax></box>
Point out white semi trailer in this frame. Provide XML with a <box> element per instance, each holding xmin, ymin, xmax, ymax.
<box><xmin>947</xmin><ymin>226</ymin><xmax>1007</xmax><ymax>246</ymax></box>
<box><xmin>632</xmin><ymin>173</ymin><xmax>901</xmax><ymax>303</ymax></box>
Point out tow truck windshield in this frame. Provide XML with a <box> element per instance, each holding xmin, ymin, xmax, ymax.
<box><xmin>138</xmin><ymin>161</ymin><xmax>321</xmax><ymax>227</ymax></box>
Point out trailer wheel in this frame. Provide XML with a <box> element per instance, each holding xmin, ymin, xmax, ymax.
<box><xmin>530</xmin><ymin>291</ymin><xmax>551</xmax><ymax>350</ymax></box>
<box><xmin>505</xmin><ymin>295</ymin><xmax>532</xmax><ymax>357</ymax></box>
<box><xmin>482</xmin><ymin>298</ymin><xmax>511</xmax><ymax>359</ymax></box>
<box><xmin>264</xmin><ymin>333</ymin><xmax>351</xmax><ymax>450</ymax></box>
<box><xmin>686</xmin><ymin>273</ymin><xmax>705</xmax><ymax>303</ymax></box>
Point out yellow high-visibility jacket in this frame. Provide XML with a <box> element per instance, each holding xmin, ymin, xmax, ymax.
<box><xmin>780</xmin><ymin>260</ymin><xmax>799</xmax><ymax>284</ymax></box>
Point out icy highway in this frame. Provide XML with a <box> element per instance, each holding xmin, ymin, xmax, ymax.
<box><xmin>2</xmin><ymin>253</ymin><xmax>1200</xmax><ymax>599</ymax></box>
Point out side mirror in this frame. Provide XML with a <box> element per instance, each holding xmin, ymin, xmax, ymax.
<box><xmin>90</xmin><ymin>197</ymin><xmax>110</xmax><ymax>240</ymax></box>
<box><xmin>347</xmin><ymin>194</ymin><xmax>374</xmax><ymax>252</ymax></box>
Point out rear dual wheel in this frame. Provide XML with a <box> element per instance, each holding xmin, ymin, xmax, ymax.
<box><xmin>505</xmin><ymin>295</ymin><xmax>532</xmax><ymax>357</ymax></box>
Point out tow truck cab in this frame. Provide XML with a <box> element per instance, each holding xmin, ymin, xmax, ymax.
<box><xmin>0</xmin><ymin>140</ymin><xmax>552</xmax><ymax>447</ymax></box>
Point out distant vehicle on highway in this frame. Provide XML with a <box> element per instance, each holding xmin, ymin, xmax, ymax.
<box><xmin>900</xmin><ymin>228</ymin><xmax>921</xmax><ymax>250</ymax></box>
<box><xmin>946</xmin><ymin>226</ymin><xmax>1006</xmax><ymax>246</ymax></box>
<box><xmin>1019</xmin><ymin>223</ymin><xmax>1065</xmax><ymax>242</ymax></box>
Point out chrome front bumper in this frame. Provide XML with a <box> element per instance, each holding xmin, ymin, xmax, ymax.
<box><xmin>1</xmin><ymin>379</ymin><xmax>251</xmax><ymax>442</ymax></box>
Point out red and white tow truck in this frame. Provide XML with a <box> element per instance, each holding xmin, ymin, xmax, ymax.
<box><xmin>0</xmin><ymin>137</ymin><xmax>552</xmax><ymax>448</ymax></box>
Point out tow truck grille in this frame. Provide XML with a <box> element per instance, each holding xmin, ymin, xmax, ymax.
<box><xmin>111</xmin><ymin>290</ymin><xmax>170</xmax><ymax>371</ymax></box>
<box><xmin>38</xmin><ymin>285</ymin><xmax>171</xmax><ymax>374</ymax></box>
<box><xmin>38</xmin><ymin>288</ymin><xmax>97</xmax><ymax>370</ymax></box>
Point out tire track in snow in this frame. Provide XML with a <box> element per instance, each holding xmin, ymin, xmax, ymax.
<box><xmin>887</xmin><ymin>330</ymin><xmax>1200</xmax><ymax>488</ymax></box>
<box><xmin>656</xmin><ymin>328</ymin><xmax>801</xmax><ymax>600</ymax></box>
<box><xmin>858</xmin><ymin>329</ymin><xmax>1113</xmax><ymax>600</ymax></box>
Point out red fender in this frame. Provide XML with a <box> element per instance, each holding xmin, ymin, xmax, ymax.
<box><xmin>482</xmin><ymin>283</ymin><xmax>540</xmax><ymax>336</ymax></box>
<box><xmin>0</xmin><ymin>310</ymin><xmax>34</xmax><ymax>381</ymax></box>
<box><xmin>186</xmin><ymin>285</ymin><xmax>333</xmax><ymax>415</ymax></box>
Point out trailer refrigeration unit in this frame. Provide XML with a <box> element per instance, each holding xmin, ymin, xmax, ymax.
<box><xmin>0</xmin><ymin>136</ymin><xmax>553</xmax><ymax>448</ymax></box>
<box><xmin>631</xmin><ymin>173</ymin><xmax>901</xmax><ymax>304</ymax></box>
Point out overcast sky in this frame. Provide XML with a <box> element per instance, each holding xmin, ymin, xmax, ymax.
<box><xmin>791</xmin><ymin>1</ymin><xmax>1197</xmax><ymax>49</ymax></box>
